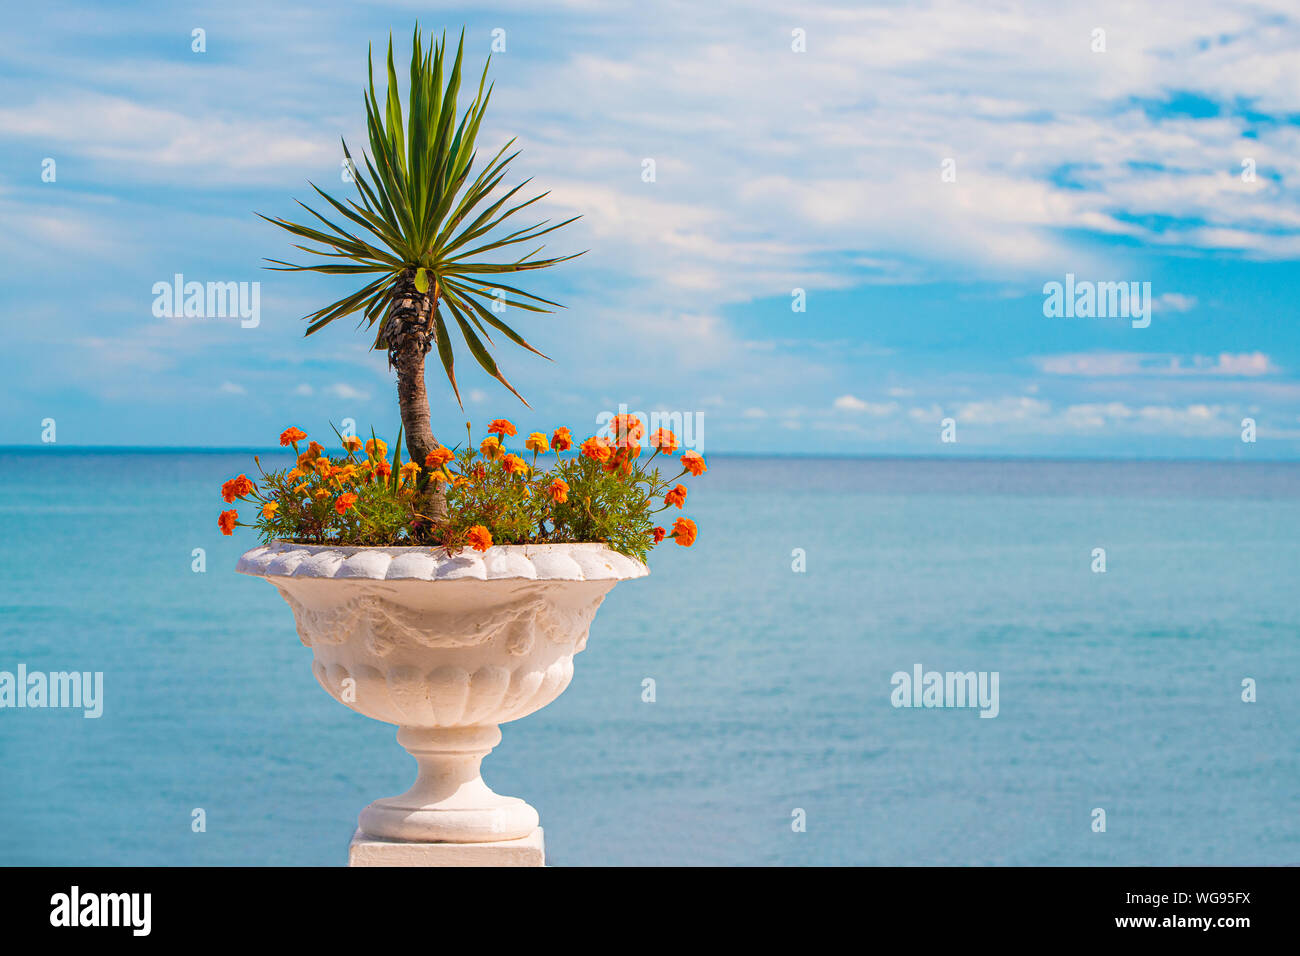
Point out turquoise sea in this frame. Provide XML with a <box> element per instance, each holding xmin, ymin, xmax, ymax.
<box><xmin>0</xmin><ymin>449</ymin><xmax>1297</xmax><ymax>866</ymax></box>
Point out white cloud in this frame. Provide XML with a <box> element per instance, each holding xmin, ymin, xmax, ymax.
<box><xmin>1153</xmin><ymin>293</ymin><xmax>1198</xmax><ymax>313</ymax></box>
<box><xmin>937</xmin><ymin>395</ymin><xmax>1240</xmax><ymax>437</ymax></box>
<box><xmin>0</xmin><ymin>94</ymin><xmax>335</xmax><ymax>185</ymax></box>
<box><xmin>218</xmin><ymin>381</ymin><xmax>247</xmax><ymax>395</ymax></box>
<box><xmin>833</xmin><ymin>394</ymin><xmax>899</xmax><ymax>416</ymax></box>
<box><xmin>1036</xmin><ymin>351</ymin><xmax>1278</xmax><ymax>377</ymax></box>
<box><xmin>324</xmin><ymin>383</ymin><xmax>370</xmax><ymax>401</ymax></box>
<box><xmin>955</xmin><ymin>396</ymin><xmax>1053</xmax><ymax>425</ymax></box>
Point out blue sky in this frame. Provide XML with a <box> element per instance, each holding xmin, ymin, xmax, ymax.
<box><xmin>2</xmin><ymin>0</ymin><xmax>1299</xmax><ymax>457</ymax></box>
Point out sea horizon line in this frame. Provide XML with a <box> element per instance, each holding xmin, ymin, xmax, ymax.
<box><xmin>1</xmin><ymin>445</ymin><xmax>1297</xmax><ymax>465</ymax></box>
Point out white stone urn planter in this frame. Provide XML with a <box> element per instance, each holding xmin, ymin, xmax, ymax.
<box><xmin>237</xmin><ymin>540</ymin><xmax>647</xmax><ymax>865</ymax></box>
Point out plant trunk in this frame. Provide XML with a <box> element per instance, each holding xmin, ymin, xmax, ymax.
<box><xmin>384</xmin><ymin>269</ymin><xmax>448</xmax><ymax>527</ymax></box>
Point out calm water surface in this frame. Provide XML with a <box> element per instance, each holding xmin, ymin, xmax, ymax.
<box><xmin>1</xmin><ymin>451</ymin><xmax>1296</xmax><ymax>865</ymax></box>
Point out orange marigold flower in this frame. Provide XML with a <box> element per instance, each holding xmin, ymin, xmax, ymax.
<box><xmin>603</xmin><ymin>446</ymin><xmax>636</xmax><ymax>476</ymax></box>
<box><xmin>652</xmin><ymin>526</ymin><xmax>667</xmax><ymax>544</ymax></box>
<box><xmin>524</xmin><ymin>432</ymin><xmax>549</xmax><ymax>454</ymax></box>
<box><xmin>609</xmin><ymin>413</ymin><xmax>644</xmax><ymax>445</ymax></box>
<box><xmin>548</xmin><ymin>478</ymin><xmax>569</xmax><ymax>504</ymax></box>
<box><xmin>335</xmin><ymin>492</ymin><xmax>358</xmax><ymax>515</ymax></box>
<box><xmin>488</xmin><ymin>418</ymin><xmax>517</xmax><ymax>437</ymax></box>
<box><xmin>681</xmin><ymin>450</ymin><xmax>707</xmax><ymax>476</ymax></box>
<box><xmin>480</xmin><ymin>436</ymin><xmax>503</xmax><ymax>460</ymax></box>
<box><xmin>221</xmin><ymin>474</ymin><xmax>255</xmax><ymax>503</ymax></box>
<box><xmin>279</xmin><ymin>427</ymin><xmax>307</xmax><ymax>446</ymax></box>
<box><xmin>400</xmin><ymin>461</ymin><xmax>421</xmax><ymax>479</ymax></box>
<box><xmin>261</xmin><ymin>502</ymin><xmax>279</xmax><ymax>518</ymax></box>
<box><xmin>375</xmin><ymin>459</ymin><xmax>392</xmax><ymax>479</ymax></box>
<box><xmin>503</xmin><ymin>453</ymin><xmax>528</xmax><ymax>475</ymax></box>
<box><xmin>218</xmin><ymin>509</ymin><xmax>238</xmax><ymax>535</ymax></box>
<box><xmin>467</xmin><ymin>525</ymin><xmax>493</xmax><ymax>552</ymax></box>
<box><xmin>665</xmin><ymin>483</ymin><xmax>687</xmax><ymax>508</ymax></box>
<box><xmin>364</xmin><ymin>438</ymin><xmax>387</xmax><ymax>459</ymax></box>
<box><xmin>342</xmin><ymin>436</ymin><xmax>364</xmax><ymax>453</ymax></box>
<box><xmin>297</xmin><ymin>441</ymin><xmax>324</xmax><ymax>465</ymax></box>
<box><xmin>671</xmin><ymin>517</ymin><xmax>697</xmax><ymax>547</ymax></box>
<box><xmin>425</xmin><ymin>446</ymin><xmax>455</xmax><ymax>468</ymax></box>
<box><xmin>313</xmin><ymin>458</ymin><xmax>332</xmax><ymax>477</ymax></box>
<box><xmin>314</xmin><ymin>489</ymin><xmax>330</xmax><ymax>499</ymax></box>
<box><xmin>551</xmin><ymin>427</ymin><xmax>573</xmax><ymax>451</ymax></box>
<box><xmin>581</xmin><ymin>436</ymin><xmax>612</xmax><ymax>462</ymax></box>
<box><xmin>426</xmin><ymin>468</ymin><xmax>450</xmax><ymax>485</ymax></box>
<box><xmin>293</xmin><ymin>482</ymin><xmax>308</xmax><ymax>495</ymax></box>
<box><xmin>649</xmin><ymin>428</ymin><xmax>679</xmax><ymax>454</ymax></box>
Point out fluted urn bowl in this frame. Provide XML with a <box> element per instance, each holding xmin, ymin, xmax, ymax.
<box><xmin>237</xmin><ymin>541</ymin><xmax>647</xmax><ymax>843</ymax></box>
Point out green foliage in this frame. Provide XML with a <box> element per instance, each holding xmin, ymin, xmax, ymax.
<box><xmin>258</xmin><ymin>25</ymin><xmax>582</xmax><ymax>405</ymax></box>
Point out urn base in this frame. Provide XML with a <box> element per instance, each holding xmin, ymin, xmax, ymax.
<box><xmin>348</xmin><ymin>827</ymin><xmax>545</xmax><ymax>867</ymax></box>
<box><xmin>356</xmin><ymin>725</ymin><xmax>540</xmax><ymax>842</ymax></box>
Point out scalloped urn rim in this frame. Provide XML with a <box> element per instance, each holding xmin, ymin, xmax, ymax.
<box><xmin>235</xmin><ymin>539</ymin><xmax>649</xmax><ymax>584</ymax></box>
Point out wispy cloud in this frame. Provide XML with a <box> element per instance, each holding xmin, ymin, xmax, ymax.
<box><xmin>1035</xmin><ymin>351</ymin><xmax>1279</xmax><ymax>377</ymax></box>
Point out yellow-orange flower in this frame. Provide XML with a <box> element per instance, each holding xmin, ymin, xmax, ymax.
<box><xmin>524</xmin><ymin>432</ymin><xmax>549</xmax><ymax>454</ymax></box>
<box><xmin>314</xmin><ymin>489</ymin><xmax>330</xmax><ymax>499</ymax></box>
<box><xmin>297</xmin><ymin>441</ymin><xmax>324</xmax><ymax>465</ymax></box>
<box><xmin>221</xmin><ymin>474</ymin><xmax>254</xmax><ymax>503</ymax></box>
<box><xmin>681</xmin><ymin>450</ymin><xmax>707</xmax><ymax>476</ymax></box>
<box><xmin>400</xmin><ymin>461</ymin><xmax>421</xmax><ymax>480</ymax></box>
<box><xmin>664</xmin><ymin>483</ymin><xmax>687</xmax><ymax>508</ymax></box>
<box><xmin>488</xmin><ymin>419</ymin><xmax>517</xmax><ymax>437</ymax></box>
<box><xmin>335</xmin><ymin>492</ymin><xmax>358</xmax><ymax>515</ymax></box>
<box><xmin>649</xmin><ymin>428</ymin><xmax>679</xmax><ymax>454</ymax></box>
<box><xmin>426</xmin><ymin>468</ymin><xmax>450</xmax><ymax>485</ymax></box>
<box><xmin>342</xmin><ymin>436</ymin><xmax>364</xmax><ymax>453</ymax></box>
<box><xmin>548</xmin><ymin>478</ymin><xmax>569</xmax><ymax>504</ymax></box>
<box><xmin>609</xmin><ymin>413</ymin><xmax>644</xmax><ymax>445</ymax></box>
<box><xmin>480</xmin><ymin>436</ymin><xmax>503</xmax><ymax>460</ymax></box>
<box><xmin>551</xmin><ymin>427</ymin><xmax>573</xmax><ymax>451</ymax></box>
<box><xmin>581</xmin><ymin>436</ymin><xmax>612</xmax><ymax>462</ymax></box>
<box><xmin>313</xmin><ymin>457</ymin><xmax>332</xmax><ymax>477</ymax></box>
<box><xmin>279</xmin><ymin>427</ymin><xmax>307</xmax><ymax>447</ymax></box>
<box><xmin>293</xmin><ymin>482</ymin><xmax>308</xmax><ymax>495</ymax></box>
<box><xmin>425</xmin><ymin>446</ymin><xmax>455</xmax><ymax>468</ymax></box>
<box><xmin>375</xmin><ymin>460</ymin><xmax>392</xmax><ymax>480</ymax></box>
<box><xmin>365</xmin><ymin>438</ymin><xmax>387</xmax><ymax>459</ymax></box>
<box><xmin>286</xmin><ymin>468</ymin><xmax>303</xmax><ymax>481</ymax></box>
<box><xmin>503</xmin><ymin>454</ymin><xmax>528</xmax><ymax>475</ymax></box>
<box><xmin>467</xmin><ymin>525</ymin><xmax>493</xmax><ymax>552</ymax></box>
<box><xmin>261</xmin><ymin>502</ymin><xmax>279</xmax><ymax>518</ymax></box>
<box><xmin>671</xmin><ymin>517</ymin><xmax>697</xmax><ymax>547</ymax></box>
<box><xmin>218</xmin><ymin>509</ymin><xmax>238</xmax><ymax>535</ymax></box>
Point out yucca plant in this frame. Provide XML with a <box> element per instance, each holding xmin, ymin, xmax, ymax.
<box><xmin>260</xmin><ymin>25</ymin><xmax>580</xmax><ymax>522</ymax></box>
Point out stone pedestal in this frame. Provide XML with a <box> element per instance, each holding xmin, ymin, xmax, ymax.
<box><xmin>348</xmin><ymin>828</ymin><xmax>545</xmax><ymax>867</ymax></box>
